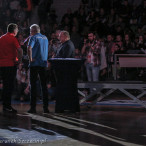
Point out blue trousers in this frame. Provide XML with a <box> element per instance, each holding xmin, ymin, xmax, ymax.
<box><xmin>86</xmin><ymin>63</ymin><xmax>100</xmax><ymax>81</ymax></box>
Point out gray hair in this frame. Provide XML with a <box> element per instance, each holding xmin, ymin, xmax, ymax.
<box><xmin>60</xmin><ymin>30</ymin><xmax>70</xmax><ymax>40</ymax></box>
<box><xmin>30</xmin><ymin>24</ymin><xmax>40</xmax><ymax>33</ymax></box>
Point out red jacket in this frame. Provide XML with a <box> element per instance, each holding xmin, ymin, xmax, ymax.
<box><xmin>0</xmin><ymin>33</ymin><xmax>20</xmax><ymax>67</ymax></box>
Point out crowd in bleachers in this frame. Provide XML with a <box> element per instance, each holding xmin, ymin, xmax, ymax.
<box><xmin>0</xmin><ymin>0</ymin><xmax>146</xmax><ymax>101</ymax></box>
<box><xmin>48</xmin><ymin>0</ymin><xmax>146</xmax><ymax>81</ymax></box>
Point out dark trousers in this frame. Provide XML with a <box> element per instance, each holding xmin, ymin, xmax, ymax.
<box><xmin>30</xmin><ymin>66</ymin><xmax>48</xmax><ymax>109</ymax></box>
<box><xmin>0</xmin><ymin>66</ymin><xmax>17</xmax><ymax>108</ymax></box>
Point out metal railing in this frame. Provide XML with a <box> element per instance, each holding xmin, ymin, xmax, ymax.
<box><xmin>114</xmin><ymin>54</ymin><xmax>146</xmax><ymax>80</ymax></box>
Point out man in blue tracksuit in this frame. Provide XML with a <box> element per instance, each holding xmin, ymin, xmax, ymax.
<box><xmin>27</xmin><ymin>24</ymin><xmax>49</xmax><ymax>113</ymax></box>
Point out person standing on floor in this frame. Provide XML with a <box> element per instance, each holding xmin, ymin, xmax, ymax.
<box><xmin>27</xmin><ymin>24</ymin><xmax>49</xmax><ymax>113</ymax></box>
<box><xmin>81</xmin><ymin>31</ymin><xmax>101</xmax><ymax>81</ymax></box>
<box><xmin>0</xmin><ymin>23</ymin><xmax>23</xmax><ymax>113</ymax></box>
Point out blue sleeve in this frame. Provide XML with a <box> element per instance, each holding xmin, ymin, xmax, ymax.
<box><xmin>28</xmin><ymin>36</ymin><xmax>35</xmax><ymax>48</ymax></box>
<box><xmin>40</xmin><ymin>38</ymin><xmax>49</xmax><ymax>61</ymax></box>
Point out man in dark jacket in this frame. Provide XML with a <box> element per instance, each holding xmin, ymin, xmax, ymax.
<box><xmin>55</xmin><ymin>30</ymin><xmax>75</xmax><ymax>58</ymax></box>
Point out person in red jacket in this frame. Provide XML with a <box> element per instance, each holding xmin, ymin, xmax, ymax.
<box><xmin>0</xmin><ymin>23</ymin><xmax>23</xmax><ymax>113</ymax></box>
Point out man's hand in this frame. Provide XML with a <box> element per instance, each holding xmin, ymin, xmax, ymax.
<box><xmin>27</xmin><ymin>46</ymin><xmax>32</xmax><ymax>62</ymax></box>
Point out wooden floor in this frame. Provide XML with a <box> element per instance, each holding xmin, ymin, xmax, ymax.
<box><xmin>0</xmin><ymin>101</ymin><xmax>146</xmax><ymax>146</ymax></box>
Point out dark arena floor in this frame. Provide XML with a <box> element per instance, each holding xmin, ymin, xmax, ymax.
<box><xmin>0</xmin><ymin>95</ymin><xmax>146</xmax><ymax>146</ymax></box>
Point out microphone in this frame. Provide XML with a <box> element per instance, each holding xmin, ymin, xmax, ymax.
<box><xmin>23</xmin><ymin>36</ymin><xmax>31</xmax><ymax>44</ymax></box>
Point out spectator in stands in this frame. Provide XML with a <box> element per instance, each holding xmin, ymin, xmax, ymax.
<box><xmin>19</xmin><ymin>20</ymin><xmax>29</xmax><ymax>36</ymax></box>
<box><xmin>99</xmin><ymin>0</ymin><xmax>112</xmax><ymax>13</ymax></box>
<box><xmin>113</xmin><ymin>0</ymin><xmax>123</xmax><ymax>12</ymax></box>
<box><xmin>13</xmin><ymin>4</ymin><xmax>26</xmax><ymax>23</ymax></box>
<box><xmin>133</xmin><ymin>35</ymin><xmax>139</xmax><ymax>49</ymax></box>
<box><xmin>70</xmin><ymin>25</ymin><xmax>82</xmax><ymax>50</ymax></box>
<box><xmin>17</xmin><ymin>33</ymin><xmax>24</xmax><ymax>46</ymax></box>
<box><xmin>48</xmin><ymin>31</ymin><xmax>61</xmax><ymax>58</ymax></box>
<box><xmin>86</xmin><ymin>9</ymin><xmax>96</xmax><ymax>27</ymax></box>
<box><xmin>9</xmin><ymin>0</ymin><xmax>20</xmax><ymax>14</ymax></box>
<box><xmin>105</xmin><ymin>34</ymin><xmax>114</xmax><ymax>78</ymax></box>
<box><xmin>129</xmin><ymin>0</ymin><xmax>143</xmax><ymax>7</ymax></box>
<box><xmin>17</xmin><ymin>33</ymin><xmax>29</xmax><ymax>68</ymax></box>
<box><xmin>123</xmin><ymin>33</ymin><xmax>134</xmax><ymax>52</ymax></box>
<box><xmin>22</xmin><ymin>0</ymin><xmax>33</xmax><ymax>23</ymax></box>
<box><xmin>111</xmin><ymin>34</ymin><xmax>124</xmax><ymax>78</ymax></box>
<box><xmin>130</xmin><ymin>17</ymin><xmax>138</xmax><ymax>35</ymax></box>
<box><xmin>77</xmin><ymin>6</ymin><xmax>87</xmax><ymax>32</ymax></box>
<box><xmin>99</xmin><ymin>38</ymin><xmax>107</xmax><ymax>80</ymax></box>
<box><xmin>4</xmin><ymin>9</ymin><xmax>13</xmax><ymax>23</ymax></box>
<box><xmin>112</xmin><ymin>34</ymin><xmax>123</xmax><ymax>54</ymax></box>
<box><xmin>115</xmin><ymin>16</ymin><xmax>125</xmax><ymax>32</ymax></box>
<box><xmin>60</xmin><ymin>16</ymin><xmax>71</xmax><ymax>32</ymax></box>
<box><xmin>118</xmin><ymin>0</ymin><xmax>131</xmax><ymax>25</ymax></box>
<box><xmin>75</xmin><ymin>48</ymin><xmax>81</xmax><ymax>59</ymax></box>
<box><xmin>71</xmin><ymin>16</ymin><xmax>79</xmax><ymax>31</ymax></box>
<box><xmin>0</xmin><ymin>23</ymin><xmax>23</xmax><ymax>113</ymax></box>
<box><xmin>107</xmin><ymin>8</ymin><xmax>118</xmax><ymax>32</ymax></box>
<box><xmin>81</xmin><ymin>0</ymin><xmax>89</xmax><ymax>9</ymax></box>
<box><xmin>0</xmin><ymin>0</ymin><xmax>10</xmax><ymax>10</ymax></box>
<box><xmin>16</xmin><ymin>63</ymin><xmax>29</xmax><ymax>101</ymax></box>
<box><xmin>112</xmin><ymin>44</ymin><xmax>123</xmax><ymax>79</ymax></box>
<box><xmin>17</xmin><ymin>33</ymin><xmax>27</xmax><ymax>58</ymax></box>
<box><xmin>115</xmin><ymin>34</ymin><xmax>123</xmax><ymax>46</ymax></box>
<box><xmin>40</xmin><ymin>23</ymin><xmax>48</xmax><ymax>37</ymax></box>
<box><xmin>113</xmin><ymin>43</ymin><xmax>124</xmax><ymax>54</ymax></box>
<box><xmin>91</xmin><ymin>14</ymin><xmax>106</xmax><ymax>38</ymax></box>
<box><xmin>48</xmin><ymin>9</ymin><xmax>58</xmax><ymax>25</ymax></box>
<box><xmin>113</xmin><ymin>25</ymin><xmax>124</xmax><ymax>37</ymax></box>
<box><xmin>130</xmin><ymin>4</ymin><xmax>141</xmax><ymax>22</ymax></box>
<box><xmin>137</xmin><ymin>35</ymin><xmax>146</xmax><ymax>53</ymax></box>
<box><xmin>138</xmin><ymin>0</ymin><xmax>146</xmax><ymax>26</ymax></box>
<box><xmin>81</xmin><ymin>31</ymin><xmax>101</xmax><ymax>81</ymax></box>
<box><xmin>99</xmin><ymin>8</ymin><xmax>107</xmax><ymax>24</ymax></box>
<box><xmin>61</xmin><ymin>8</ymin><xmax>73</xmax><ymax>24</ymax></box>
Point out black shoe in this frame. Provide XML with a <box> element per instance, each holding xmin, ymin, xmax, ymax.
<box><xmin>43</xmin><ymin>108</ymin><xmax>50</xmax><ymax>114</ymax></box>
<box><xmin>27</xmin><ymin>108</ymin><xmax>36</xmax><ymax>113</ymax></box>
<box><xmin>3</xmin><ymin>106</ymin><xmax>17</xmax><ymax>113</ymax></box>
